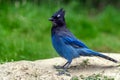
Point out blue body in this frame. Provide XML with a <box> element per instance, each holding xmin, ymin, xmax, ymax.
<box><xmin>50</xmin><ymin>9</ymin><xmax>117</xmax><ymax>67</ymax></box>
<box><xmin>51</xmin><ymin>26</ymin><xmax>106</xmax><ymax>64</ymax></box>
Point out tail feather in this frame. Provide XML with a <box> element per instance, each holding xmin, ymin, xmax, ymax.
<box><xmin>79</xmin><ymin>48</ymin><xmax>118</xmax><ymax>63</ymax></box>
<box><xmin>97</xmin><ymin>53</ymin><xmax>118</xmax><ymax>63</ymax></box>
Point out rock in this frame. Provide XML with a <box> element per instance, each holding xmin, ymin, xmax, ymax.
<box><xmin>0</xmin><ymin>53</ymin><xmax>120</xmax><ymax>80</ymax></box>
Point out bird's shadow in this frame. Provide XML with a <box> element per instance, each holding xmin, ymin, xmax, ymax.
<box><xmin>68</xmin><ymin>63</ymin><xmax>118</xmax><ymax>73</ymax></box>
<box><xmin>53</xmin><ymin>63</ymin><xmax>120</xmax><ymax>76</ymax></box>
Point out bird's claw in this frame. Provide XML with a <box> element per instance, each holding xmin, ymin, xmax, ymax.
<box><xmin>56</xmin><ymin>69</ymin><xmax>71</xmax><ymax>76</ymax></box>
<box><xmin>54</xmin><ymin>65</ymin><xmax>64</xmax><ymax>69</ymax></box>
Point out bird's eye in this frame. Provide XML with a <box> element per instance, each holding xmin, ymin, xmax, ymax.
<box><xmin>57</xmin><ymin>14</ymin><xmax>60</xmax><ymax>18</ymax></box>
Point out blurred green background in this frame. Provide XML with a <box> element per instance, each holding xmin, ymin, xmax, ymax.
<box><xmin>0</xmin><ymin>0</ymin><xmax>120</xmax><ymax>62</ymax></box>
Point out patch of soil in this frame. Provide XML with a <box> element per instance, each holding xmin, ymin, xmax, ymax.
<box><xmin>0</xmin><ymin>53</ymin><xmax>120</xmax><ymax>80</ymax></box>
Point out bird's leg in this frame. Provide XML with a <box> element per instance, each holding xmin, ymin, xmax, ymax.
<box><xmin>57</xmin><ymin>61</ymin><xmax>71</xmax><ymax>76</ymax></box>
<box><xmin>54</xmin><ymin>61</ymin><xmax>70</xmax><ymax>69</ymax></box>
<box><xmin>62</xmin><ymin>61</ymin><xmax>69</xmax><ymax>68</ymax></box>
<box><xmin>54</xmin><ymin>62</ymin><xmax>68</xmax><ymax>69</ymax></box>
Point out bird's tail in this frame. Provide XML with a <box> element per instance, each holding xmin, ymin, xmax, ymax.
<box><xmin>79</xmin><ymin>49</ymin><xmax>118</xmax><ymax>63</ymax></box>
<box><xmin>95</xmin><ymin>52</ymin><xmax>118</xmax><ymax>63</ymax></box>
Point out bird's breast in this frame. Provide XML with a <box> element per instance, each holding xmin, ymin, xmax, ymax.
<box><xmin>51</xmin><ymin>34</ymin><xmax>80</xmax><ymax>59</ymax></box>
<box><xmin>52</xmin><ymin>35</ymin><xmax>64</xmax><ymax>57</ymax></box>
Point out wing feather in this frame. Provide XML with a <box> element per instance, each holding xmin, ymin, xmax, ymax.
<box><xmin>61</xmin><ymin>36</ymin><xmax>88</xmax><ymax>48</ymax></box>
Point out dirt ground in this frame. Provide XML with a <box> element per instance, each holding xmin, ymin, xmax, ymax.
<box><xmin>0</xmin><ymin>53</ymin><xmax>120</xmax><ymax>80</ymax></box>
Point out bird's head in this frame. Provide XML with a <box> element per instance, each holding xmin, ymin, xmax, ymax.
<box><xmin>49</xmin><ymin>8</ymin><xmax>65</xmax><ymax>26</ymax></box>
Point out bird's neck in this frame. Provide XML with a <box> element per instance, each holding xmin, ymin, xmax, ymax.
<box><xmin>54</xmin><ymin>21</ymin><xmax>66</xmax><ymax>27</ymax></box>
<box><xmin>51</xmin><ymin>24</ymin><xmax>66</xmax><ymax>35</ymax></box>
<box><xmin>52</xmin><ymin>23</ymin><xmax>66</xmax><ymax>29</ymax></box>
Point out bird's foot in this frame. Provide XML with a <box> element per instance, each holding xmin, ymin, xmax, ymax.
<box><xmin>54</xmin><ymin>65</ymin><xmax>71</xmax><ymax>76</ymax></box>
<box><xmin>54</xmin><ymin>65</ymin><xmax>64</xmax><ymax>69</ymax></box>
<box><xmin>56</xmin><ymin>69</ymin><xmax>70</xmax><ymax>76</ymax></box>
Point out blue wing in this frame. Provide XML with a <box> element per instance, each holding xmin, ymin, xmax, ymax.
<box><xmin>61</xmin><ymin>36</ymin><xmax>88</xmax><ymax>48</ymax></box>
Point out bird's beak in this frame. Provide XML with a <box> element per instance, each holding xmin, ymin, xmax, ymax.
<box><xmin>49</xmin><ymin>18</ymin><xmax>53</xmax><ymax>21</ymax></box>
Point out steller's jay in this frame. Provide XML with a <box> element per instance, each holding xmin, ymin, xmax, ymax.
<box><xmin>49</xmin><ymin>8</ymin><xmax>118</xmax><ymax>72</ymax></box>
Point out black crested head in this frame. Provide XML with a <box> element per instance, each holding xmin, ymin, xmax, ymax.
<box><xmin>49</xmin><ymin>8</ymin><xmax>66</xmax><ymax>26</ymax></box>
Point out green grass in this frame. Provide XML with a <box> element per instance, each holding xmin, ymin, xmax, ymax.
<box><xmin>71</xmin><ymin>74</ymin><xmax>114</xmax><ymax>80</ymax></box>
<box><xmin>0</xmin><ymin>2</ymin><xmax>120</xmax><ymax>62</ymax></box>
<box><xmin>80</xmin><ymin>74</ymin><xmax>114</xmax><ymax>80</ymax></box>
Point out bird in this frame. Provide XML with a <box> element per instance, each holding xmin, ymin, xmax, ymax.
<box><xmin>49</xmin><ymin>8</ymin><xmax>118</xmax><ymax>71</ymax></box>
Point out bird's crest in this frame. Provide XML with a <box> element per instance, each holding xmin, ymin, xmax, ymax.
<box><xmin>49</xmin><ymin>8</ymin><xmax>66</xmax><ymax>25</ymax></box>
<box><xmin>52</xmin><ymin>8</ymin><xmax>65</xmax><ymax>19</ymax></box>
